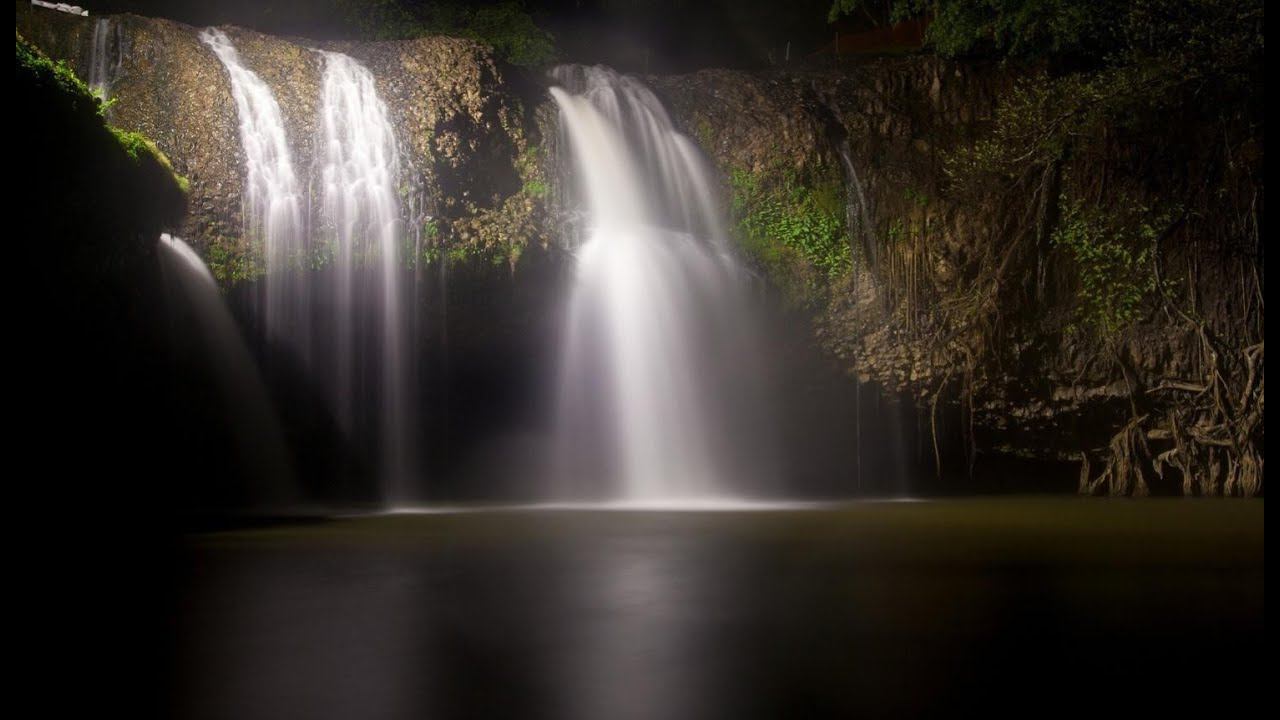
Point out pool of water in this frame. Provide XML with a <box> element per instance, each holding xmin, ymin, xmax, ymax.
<box><xmin>173</xmin><ymin>499</ymin><xmax>1263</xmax><ymax>719</ymax></box>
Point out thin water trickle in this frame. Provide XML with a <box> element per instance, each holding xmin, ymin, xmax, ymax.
<box><xmin>87</xmin><ymin>17</ymin><xmax>119</xmax><ymax>101</ymax></box>
<box><xmin>551</xmin><ymin>65</ymin><xmax>774</xmax><ymax>502</ymax></box>
<box><xmin>839</xmin><ymin>144</ymin><xmax>876</xmax><ymax>270</ymax></box>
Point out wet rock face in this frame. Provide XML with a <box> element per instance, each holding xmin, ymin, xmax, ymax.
<box><xmin>650</xmin><ymin>70</ymin><xmax>836</xmax><ymax>178</ymax></box>
<box><xmin>14</xmin><ymin>1</ymin><xmax>87</xmax><ymax>69</ymax></box>
<box><xmin>651</xmin><ymin>56</ymin><xmax>1258</xmax><ymax>470</ymax></box>
<box><xmin>654</xmin><ymin>56</ymin><xmax>1015</xmax><ymax>394</ymax></box>
<box><xmin>16</xmin><ymin>2</ymin><xmax>530</xmax><ymax>279</ymax></box>
<box><xmin>115</xmin><ymin>18</ymin><xmax>248</xmax><ymax>264</ymax></box>
<box><xmin>16</xmin><ymin>2</ymin><xmax>1259</xmax><ymax>474</ymax></box>
<box><xmin>323</xmin><ymin>36</ymin><xmax>526</xmax><ymax>214</ymax></box>
<box><xmin>18</xmin><ymin>4</ymin><xmax>246</xmax><ymax>262</ymax></box>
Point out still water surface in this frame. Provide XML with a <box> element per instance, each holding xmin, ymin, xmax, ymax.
<box><xmin>175</xmin><ymin>499</ymin><xmax>1263</xmax><ymax>719</ymax></box>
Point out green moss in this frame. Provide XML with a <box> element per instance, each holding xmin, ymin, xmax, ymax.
<box><xmin>17</xmin><ymin>32</ymin><xmax>186</xmax><ymax>232</ymax></box>
<box><xmin>521</xmin><ymin>178</ymin><xmax>548</xmax><ymax>198</ymax></box>
<box><xmin>16</xmin><ymin>30</ymin><xmax>96</xmax><ymax>111</ymax></box>
<box><xmin>515</xmin><ymin>144</ymin><xmax>543</xmax><ymax>183</ymax></box>
<box><xmin>108</xmin><ymin>126</ymin><xmax>190</xmax><ymax>193</ymax></box>
<box><xmin>206</xmin><ymin>238</ymin><xmax>265</xmax><ymax>284</ymax></box>
<box><xmin>694</xmin><ymin>118</ymin><xmax>715</xmax><ymax>150</ymax></box>
<box><xmin>19</xmin><ymin>34</ymin><xmax>189</xmax><ymax>202</ymax></box>
<box><xmin>414</xmin><ymin>141</ymin><xmax>550</xmax><ymax>270</ymax></box>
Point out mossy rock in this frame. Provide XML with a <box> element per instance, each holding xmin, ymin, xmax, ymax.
<box><xmin>16</xmin><ymin>31</ymin><xmax>187</xmax><ymax>238</ymax></box>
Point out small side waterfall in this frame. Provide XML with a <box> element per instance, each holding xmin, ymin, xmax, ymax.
<box><xmin>157</xmin><ymin>234</ymin><xmax>294</xmax><ymax>505</ymax></box>
<box><xmin>316</xmin><ymin>49</ymin><xmax>412</xmax><ymax>498</ymax></box>
<box><xmin>199</xmin><ymin>28</ymin><xmax>305</xmax><ymax>341</ymax></box>
<box><xmin>87</xmin><ymin>17</ymin><xmax>121</xmax><ymax>101</ymax></box>
<box><xmin>551</xmin><ymin>65</ymin><xmax>774</xmax><ymax>502</ymax></box>
<box><xmin>838</xmin><ymin>145</ymin><xmax>876</xmax><ymax>270</ymax></box>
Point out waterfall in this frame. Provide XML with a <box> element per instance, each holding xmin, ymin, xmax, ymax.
<box><xmin>316</xmin><ymin>49</ymin><xmax>412</xmax><ymax>499</ymax></box>
<box><xmin>550</xmin><ymin>65</ymin><xmax>774</xmax><ymax>502</ymax></box>
<box><xmin>838</xmin><ymin>145</ymin><xmax>876</xmax><ymax>270</ymax></box>
<box><xmin>199</xmin><ymin>28</ymin><xmax>305</xmax><ymax>341</ymax></box>
<box><xmin>87</xmin><ymin>17</ymin><xmax>120</xmax><ymax>101</ymax></box>
<box><xmin>157</xmin><ymin>234</ymin><xmax>294</xmax><ymax>505</ymax></box>
<box><xmin>201</xmin><ymin>30</ymin><xmax>413</xmax><ymax>500</ymax></box>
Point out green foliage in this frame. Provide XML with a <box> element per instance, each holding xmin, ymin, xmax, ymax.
<box><xmin>828</xmin><ymin>0</ymin><xmax>1259</xmax><ymax>66</ymax></box>
<box><xmin>112</xmin><ymin>127</ymin><xmax>157</xmax><ymax>161</ymax></box>
<box><xmin>521</xmin><ymin>178</ymin><xmax>548</xmax><ymax>198</ymax></box>
<box><xmin>1051</xmin><ymin>200</ymin><xmax>1168</xmax><ymax>338</ymax></box>
<box><xmin>17</xmin><ymin>33</ymin><xmax>186</xmax><ymax>231</ymax></box>
<box><xmin>830</xmin><ymin>0</ymin><xmax>1124</xmax><ymax>58</ymax></box>
<box><xmin>515</xmin><ymin>144</ymin><xmax>541</xmax><ymax>176</ymax></box>
<box><xmin>338</xmin><ymin>0</ymin><xmax>556</xmax><ymax>67</ymax></box>
<box><xmin>694</xmin><ymin>119</ymin><xmax>715</xmax><ymax>150</ymax></box>
<box><xmin>732</xmin><ymin>167</ymin><xmax>851</xmax><ymax>289</ymax></box>
<box><xmin>95</xmin><ymin>93</ymin><xmax>118</xmax><ymax>116</ymax></box>
<box><xmin>886</xmin><ymin>218</ymin><xmax>907</xmax><ymax>244</ymax></box>
<box><xmin>944</xmin><ymin>70</ymin><xmax>1109</xmax><ymax>185</ymax></box>
<box><xmin>903</xmin><ymin>186</ymin><xmax>930</xmax><ymax>207</ymax></box>
<box><xmin>417</xmin><ymin>239</ymin><xmax>504</xmax><ymax>267</ymax></box>
<box><xmin>936</xmin><ymin>0</ymin><xmax>1260</xmax><ymax>340</ymax></box>
<box><xmin>206</xmin><ymin>239</ymin><xmax>264</xmax><ymax>284</ymax></box>
<box><xmin>466</xmin><ymin>2</ymin><xmax>557</xmax><ymax>68</ymax></box>
<box><xmin>16</xmin><ymin>31</ymin><xmax>98</xmax><ymax>111</ymax></box>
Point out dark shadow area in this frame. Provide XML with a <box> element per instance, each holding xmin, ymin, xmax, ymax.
<box><xmin>16</xmin><ymin>33</ymin><xmax>281</xmax><ymax>716</ymax></box>
<box><xmin>96</xmin><ymin>0</ymin><xmax>843</xmax><ymax>73</ymax></box>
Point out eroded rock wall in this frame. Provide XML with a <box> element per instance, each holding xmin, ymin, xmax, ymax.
<box><xmin>654</xmin><ymin>57</ymin><xmax>1262</xmax><ymax>491</ymax></box>
<box><xmin>17</xmin><ymin>1</ymin><xmax>1261</xmax><ymax>489</ymax></box>
<box><xmin>16</xmin><ymin>1</ymin><xmax>543</xmax><ymax>281</ymax></box>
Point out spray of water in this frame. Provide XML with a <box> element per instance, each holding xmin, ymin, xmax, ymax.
<box><xmin>551</xmin><ymin>66</ymin><xmax>774</xmax><ymax>502</ymax></box>
<box><xmin>157</xmin><ymin>234</ymin><xmax>294</xmax><ymax>505</ymax></box>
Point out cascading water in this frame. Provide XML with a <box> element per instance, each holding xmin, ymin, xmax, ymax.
<box><xmin>201</xmin><ymin>30</ymin><xmax>414</xmax><ymax>500</ymax></box>
<box><xmin>838</xmin><ymin>145</ymin><xmax>876</xmax><ymax>270</ymax></box>
<box><xmin>550</xmin><ymin>65</ymin><xmax>774</xmax><ymax>502</ymax></box>
<box><xmin>87</xmin><ymin>17</ymin><xmax>120</xmax><ymax>101</ymax></box>
<box><xmin>316</xmin><ymin>50</ymin><xmax>412</xmax><ymax>498</ymax></box>
<box><xmin>199</xmin><ymin>28</ymin><xmax>305</xmax><ymax>342</ymax></box>
<box><xmin>157</xmin><ymin>234</ymin><xmax>294</xmax><ymax>505</ymax></box>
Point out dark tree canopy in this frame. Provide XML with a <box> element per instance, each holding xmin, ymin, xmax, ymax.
<box><xmin>829</xmin><ymin>0</ymin><xmax>1261</xmax><ymax>68</ymax></box>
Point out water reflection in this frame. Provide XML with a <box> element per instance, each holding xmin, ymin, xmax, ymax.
<box><xmin>176</xmin><ymin>549</ymin><xmax>434</xmax><ymax>719</ymax></box>
<box><xmin>565</xmin><ymin>535</ymin><xmax>717</xmax><ymax>720</ymax></box>
<box><xmin>174</xmin><ymin>505</ymin><xmax>1264</xmax><ymax>719</ymax></box>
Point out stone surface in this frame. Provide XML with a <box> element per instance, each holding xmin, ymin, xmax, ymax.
<box><xmin>16</xmin><ymin>1</ymin><xmax>538</xmax><ymax>279</ymax></box>
<box><xmin>16</xmin><ymin>2</ymin><xmax>1261</xmax><ymax>476</ymax></box>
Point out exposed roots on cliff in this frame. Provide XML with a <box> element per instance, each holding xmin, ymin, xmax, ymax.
<box><xmin>1082</xmin><ymin>334</ymin><xmax>1264</xmax><ymax>497</ymax></box>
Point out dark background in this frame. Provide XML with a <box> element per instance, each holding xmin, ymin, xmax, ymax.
<box><xmin>93</xmin><ymin>0</ymin><xmax>853</xmax><ymax>72</ymax></box>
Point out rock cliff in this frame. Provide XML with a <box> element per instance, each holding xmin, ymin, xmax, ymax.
<box><xmin>18</xmin><ymin>1</ymin><xmax>1262</xmax><ymax>494</ymax></box>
